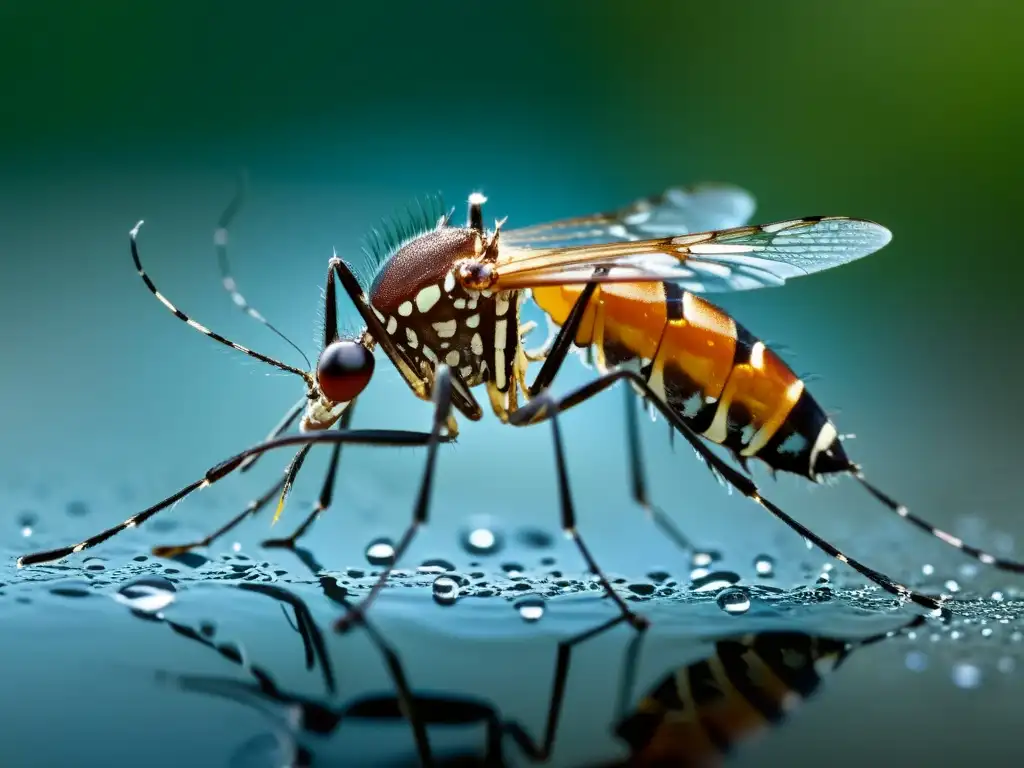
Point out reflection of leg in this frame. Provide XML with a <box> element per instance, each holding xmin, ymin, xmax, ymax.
<box><xmin>263</xmin><ymin>402</ymin><xmax>356</xmax><ymax>550</ymax></box>
<box><xmin>512</xmin><ymin>368</ymin><xmax>947</xmax><ymax>613</ymax></box>
<box><xmin>508</xmin><ymin>392</ymin><xmax>648</xmax><ymax>630</ymax></box>
<box><xmin>333</xmin><ymin>365</ymin><xmax>454</xmax><ymax>632</ymax></box>
<box><xmin>622</xmin><ymin>385</ymin><xmax>694</xmax><ymax>552</ymax></box>
<box><xmin>504</xmin><ymin>614</ymin><xmax>641</xmax><ymax>761</ymax></box>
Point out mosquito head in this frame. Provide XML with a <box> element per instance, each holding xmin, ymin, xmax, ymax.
<box><xmin>316</xmin><ymin>339</ymin><xmax>375</xmax><ymax>403</ymax></box>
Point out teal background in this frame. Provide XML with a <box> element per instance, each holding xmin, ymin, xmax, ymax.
<box><xmin>1</xmin><ymin>2</ymin><xmax>1022</xmax><ymax>766</ymax></box>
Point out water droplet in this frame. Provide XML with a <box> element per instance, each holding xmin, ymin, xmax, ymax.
<box><xmin>460</xmin><ymin>526</ymin><xmax>503</xmax><ymax>556</ymax></box>
<box><xmin>516</xmin><ymin>527</ymin><xmax>554</xmax><ymax>549</ymax></box>
<box><xmin>432</xmin><ymin>576</ymin><xmax>460</xmax><ymax>606</ymax></box>
<box><xmin>1011</xmin><ymin>631</ymin><xmax>1023</xmax><ymax>643</ymax></box>
<box><xmin>753</xmin><ymin>555</ymin><xmax>775</xmax><ymax>578</ymax></box>
<box><xmin>515</xmin><ymin>596</ymin><xmax>545</xmax><ymax>622</ymax></box>
<box><xmin>17</xmin><ymin>511</ymin><xmax>36</xmax><ymax>538</ymax></box>
<box><xmin>944</xmin><ymin>579</ymin><xmax>960</xmax><ymax>593</ymax></box>
<box><xmin>501</xmin><ymin>562</ymin><xmax>525</xmax><ymax>578</ymax></box>
<box><xmin>628</xmin><ymin>583</ymin><xmax>655</xmax><ymax>596</ymax></box>
<box><xmin>921</xmin><ymin>563</ymin><xmax>935</xmax><ymax>576</ymax></box>
<box><xmin>951</xmin><ymin>661</ymin><xmax>982</xmax><ymax>689</ymax></box>
<box><xmin>905</xmin><ymin>650</ymin><xmax>928</xmax><ymax>672</ymax></box>
<box><xmin>365</xmin><ymin>537</ymin><xmax>396</xmax><ymax>566</ymax></box>
<box><xmin>66</xmin><ymin>500</ymin><xmax>90</xmax><ymax>517</ymax></box>
<box><xmin>418</xmin><ymin>558</ymin><xmax>455</xmax><ymax>574</ymax></box>
<box><xmin>232</xmin><ymin>542</ymin><xmax>242</xmax><ymax>553</ymax></box>
<box><xmin>958</xmin><ymin>563</ymin><xmax>978</xmax><ymax>580</ymax></box>
<box><xmin>997</xmin><ymin>656</ymin><xmax>1016</xmax><ymax>674</ymax></box>
<box><xmin>716</xmin><ymin>587</ymin><xmax>751</xmax><ymax>615</ymax></box>
<box><xmin>689</xmin><ymin>567</ymin><xmax>709</xmax><ymax>580</ymax></box>
<box><xmin>114</xmin><ymin>576</ymin><xmax>177</xmax><ymax>615</ymax></box>
<box><xmin>804</xmin><ymin>538</ymin><xmax>814</xmax><ymax>551</ymax></box>
<box><xmin>647</xmin><ymin>570</ymin><xmax>670</xmax><ymax>584</ymax></box>
<box><xmin>691</xmin><ymin>570</ymin><xmax>741</xmax><ymax>593</ymax></box>
<box><xmin>691</xmin><ymin>550</ymin><xmax>719</xmax><ymax>568</ymax></box>
<box><xmin>981</xmin><ymin>627</ymin><xmax>994</xmax><ymax>638</ymax></box>
<box><xmin>991</xmin><ymin>590</ymin><xmax>1005</xmax><ymax>602</ymax></box>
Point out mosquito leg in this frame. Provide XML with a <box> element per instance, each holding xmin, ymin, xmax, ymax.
<box><xmin>508</xmin><ymin>393</ymin><xmax>648</xmax><ymax>629</ymax></box>
<box><xmin>151</xmin><ymin>464</ymin><xmax>290</xmax><ymax>559</ymax></box>
<box><xmin>513</xmin><ymin>369</ymin><xmax>951</xmax><ymax>615</ymax></box>
<box><xmin>504</xmin><ymin>614</ymin><xmax>638</xmax><ymax>761</ymax></box>
<box><xmin>525</xmin><ymin>277</ymin><xmax>603</xmax><ymax>396</ymax></box>
<box><xmin>333</xmin><ymin>366</ymin><xmax>454</xmax><ymax>633</ymax></box>
<box><xmin>17</xmin><ymin>426</ymin><xmax>445</xmax><ymax>568</ymax></box>
<box><xmin>263</xmin><ymin>402</ymin><xmax>357</xmax><ymax>550</ymax></box>
<box><xmin>239</xmin><ymin>396</ymin><xmax>305</xmax><ymax>474</ymax></box>
<box><xmin>622</xmin><ymin>384</ymin><xmax>695</xmax><ymax>551</ymax></box>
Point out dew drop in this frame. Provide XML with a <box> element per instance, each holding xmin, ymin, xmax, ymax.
<box><xmin>951</xmin><ymin>661</ymin><xmax>982</xmax><ymax>689</ymax></box>
<box><xmin>365</xmin><ymin>537</ymin><xmax>396</xmax><ymax>566</ymax></box>
<box><xmin>460</xmin><ymin>526</ymin><xmax>503</xmax><ymax>556</ymax></box>
<box><xmin>17</xmin><ymin>511</ymin><xmax>36</xmax><ymax>538</ymax></box>
<box><xmin>691</xmin><ymin>570</ymin><xmax>741</xmax><ymax>593</ymax></box>
<box><xmin>905</xmin><ymin>650</ymin><xmax>928</xmax><ymax>672</ymax></box>
<box><xmin>418</xmin><ymin>558</ymin><xmax>455</xmax><ymax>574</ymax></box>
<box><xmin>516</xmin><ymin>527</ymin><xmax>554</xmax><ymax>549</ymax></box>
<box><xmin>921</xmin><ymin>563</ymin><xmax>935</xmax><ymax>576</ymax></box>
<box><xmin>944</xmin><ymin>579</ymin><xmax>960</xmax><ymax>593</ymax></box>
<box><xmin>432</xmin><ymin>576</ymin><xmax>460</xmax><ymax>606</ymax></box>
<box><xmin>981</xmin><ymin>627</ymin><xmax>994</xmax><ymax>638</ymax></box>
<box><xmin>991</xmin><ymin>590</ymin><xmax>1005</xmax><ymax>602</ymax></box>
<box><xmin>753</xmin><ymin>555</ymin><xmax>775</xmax><ymax>578</ymax></box>
<box><xmin>691</xmin><ymin>550</ymin><xmax>720</xmax><ymax>568</ymax></box>
<box><xmin>689</xmin><ymin>567</ymin><xmax>709</xmax><ymax>580</ymax></box>
<box><xmin>114</xmin><ymin>576</ymin><xmax>177</xmax><ymax>615</ymax></box>
<box><xmin>716</xmin><ymin>587</ymin><xmax>751</xmax><ymax>615</ymax></box>
<box><xmin>501</xmin><ymin>562</ymin><xmax>525</xmax><ymax>578</ymax></box>
<box><xmin>515</xmin><ymin>596</ymin><xmax>545</xmax><ymax>622</ymax></box>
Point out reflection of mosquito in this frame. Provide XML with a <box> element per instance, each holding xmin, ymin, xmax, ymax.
<box><xmin>21</xmin><ymin>179</ymin><xmax>1023</xmax><ymax>626</ymax></box>
<box><xmin>153</xmin><ymin>574</ymin><xmax>930</xmax><ymax>768</ymax></box>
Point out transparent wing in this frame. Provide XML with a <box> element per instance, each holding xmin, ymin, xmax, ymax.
<box><xmin>493</xmin><ymin>216</ymin><xmax>893</xmax><ymax>293</ymax></box>
<box><xmin>501</xmin><ymin>183</ymin><xmax>757</xmax><ymax>249</ymax></box>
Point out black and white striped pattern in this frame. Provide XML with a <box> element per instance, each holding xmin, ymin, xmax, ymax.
<box><xmin>130</xmin><ymin>221</ymin><xmax>310</xmax><ymax>381</ymax></box>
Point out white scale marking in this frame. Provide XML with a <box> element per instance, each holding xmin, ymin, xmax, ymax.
<box><xmin>494</xmin><ymin>319</ymin><xmax>507</xmax><ymax>349</ymax></box>
<box><xmin>466</xmin><ymin>314</ymin><xmax>480</xmax><ymax>328</ymax></box>
<box><xmin>443</xmin><ymin>272</ymin><xmax>456</xmax><ymax>293</ymax></box>
<box><xmin>386</xmin><ymin>317</ymin><xmax>397</xmax><ymax>334</ymax></box>
<box><xmin>416</xmin><ymin>284</ymin><xmax>442</xmax><ymax>313</ymax></box>
<box><xmin>405</xmin><ymin>328</ymin><xmax>418</xmax><ymax>348</ymax></box>
<box><xmin>433</xmin><ymin>320</ymin><xmax>457</xmax><ymax>338</ymax></box>
<box><xmin>495</xmin><ymin>294</ymin><xmax>509</xmax><ymax>316</ymax></box>
<box><xmin>445</xmin><ymin>350</ymin><xmax>460</xmax><ymax>366</ymax></box>
<box><xmin>398</xmin><ymin>301</ymin><xmax>413</xmax><ymax>317</ymax></box>
<box><xmin>471</xmin><ymin>333</ymin><xmax>483</xmax><ymax>356</ymax></box>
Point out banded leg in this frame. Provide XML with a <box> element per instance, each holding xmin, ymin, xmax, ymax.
<box><xmin>333</xmin><ymin>365</ymin><xmax>454</xmax><ymax>633</ymax></box>
<box><xmin>17</xmin><ymin>427</ymin><xmax>445</xmax><ymax>568</ymax></box>
<box><xmin>263</xmin><ymin>402</ymin><xmax>357</xmax><ymax>550</ymax></box>
<box><xmin>512</xmin><ymin>369</ymin><xmax>952</xmax><ymax>615</ymax></box>
<box><xmin>507</xmin><ymin>392</ymin><xmax>648</xmax><ymax>629</ymax></box>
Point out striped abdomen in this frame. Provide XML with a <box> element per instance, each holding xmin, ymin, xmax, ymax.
<box><xmin>614</xmin><ymin>632</ymin><xmax>848</xmax><ymax>766</ymax></box>
<box><xmin>531</xmin><ymin>283</ymin><xmax>851</xmax><ymax>479</ymax></box>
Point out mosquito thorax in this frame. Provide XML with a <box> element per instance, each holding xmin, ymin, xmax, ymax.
<box><xmin>368</xmin><ymin>226</ymin><xmax>511</xmax><ymax>387</ymax></box>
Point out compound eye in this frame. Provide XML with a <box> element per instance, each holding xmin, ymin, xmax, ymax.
<box><xmin>316</xmin><ymin>341</ymin><xmax>375</xmax><ymax>402</ymax></box>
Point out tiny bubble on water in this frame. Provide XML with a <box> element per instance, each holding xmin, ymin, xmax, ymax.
<box><xmin>716</xmin><ymin>587</ymin><xmax>751</xmax><ymax>615</ymax></box>
<box><xmin>951</xmin><ymin>662</ymin><xmax>982</xmax><ymax>689</ymax></box>
<box><xmin>905</xmin><ymin>650</ymin><xmax>928</xmax><ymax>672</ymax></box>
<box><xmin>432</xmin><ymin>576</ymin><xmax>460</xmax><ymax>606</ymax></box>
<box><xmin>754</xmin><ymin>555</ymin><xmax>775</xmax><ymax>577</ymax></box>
<box><xmin>365</xmin><ymin>537</ymin><xmax>396</xmax><ymax>566</ymax></box>
<box><xmin>515</xmin><ymin>596</ymin><xmax>545</xmax><ymax>623</ymax></box>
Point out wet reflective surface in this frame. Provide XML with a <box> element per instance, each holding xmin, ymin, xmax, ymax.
<box><xmin>4</xmin><ymin>495</ymin><xmax>1021</xmax><ymax>767</ymax></box>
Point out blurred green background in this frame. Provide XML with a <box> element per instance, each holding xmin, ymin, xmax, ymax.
<box><xmin>1</xmin><ymin>2</ymin><xmax>1022</xmax><ymax>766</ymax></box>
